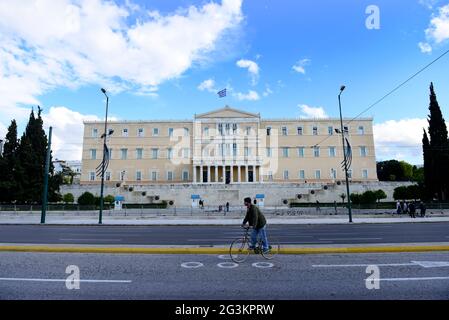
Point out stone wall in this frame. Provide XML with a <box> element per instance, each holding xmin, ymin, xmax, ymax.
<box><xmin>61</xmin><ymin>181</ymin><xmax>414</xmax><ymax>207</ymax></box>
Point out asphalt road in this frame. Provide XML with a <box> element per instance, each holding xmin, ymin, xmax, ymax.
<box><xmin>1</xmin><ymin>251</ymin><xmax>449</xmax><ymax>299</ymax></box>
<box><xmin>0</xmin><ymin>222</ymin><xmax>449</xmax><ymax>245</ymax></box>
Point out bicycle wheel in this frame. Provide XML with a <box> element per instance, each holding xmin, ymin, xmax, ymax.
<box><xmin>230</xmin><ymin>238</ymin><xmax>250</xmax><ymax>263</ymax></box>
<box><xmin>261</xmin><ymin>238</ymin><xmax>280</xmax><ymax>260</ymax></box>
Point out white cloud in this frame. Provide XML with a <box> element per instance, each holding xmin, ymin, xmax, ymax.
<box><xmin>0</xmin><ymin>122</ymin><xmax>7</xmax><ymax>140</ymax></box>
<box><xmin>263</xmin><ymin>86</ymin><xmax>273</xmax><ymax>97</ymax></box>
<box><xmin>299</xmin><ymin>104</ymin><xmax>328</xmax><ymax>118</ymax></box>
<box><xmin>421</xmin><ymin>4</ymin><xmax>449</xmax><ymax>52</ymax></box>
<box><xmin>235</xmin><ymin>90</ymin><xmax>260</xmax><ymax>101</ymax></box>
<box><xmin>236</xmin><ymin>59</ymin><xmax>259</xmax><ymax>85</ymax></box>
<box><xmin>43</xmin><ymin>106</ymin><xmax>119</xmax><ymax>161</ymax></box>
<box><xmin>292</xmin><ymin>59</ymin><xmax>311</xmax><ymax>74</ymax></box>
<box><xmin>198</xmin><ymin>79</ymin><xmax>217</xmax><ymax>93</ymax></box>
<box><xmin>373</xmin><ymin>118</ymin><xmax>429</xmax><ymax>164</ymax></box>
<box><xmin>418</xmin><ymin>42</ymin><xmax>433</xmax><ymax>53</ymax></box>
<box><xmin>419</xmin><ymin>0</ymin><xmax>439</xmax><ymax>10</ymax></box>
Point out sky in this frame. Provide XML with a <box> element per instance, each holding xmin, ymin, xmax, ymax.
<box><xmin>1</xmin><ymin>0</ymin><xmax>449</xmax><ymax>165</ymax></box>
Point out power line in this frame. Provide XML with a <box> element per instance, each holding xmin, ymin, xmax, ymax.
<box><xmin>313</xmin><ymin>47</ymin><xmax>449</xmax><ymax>148</ymax></box>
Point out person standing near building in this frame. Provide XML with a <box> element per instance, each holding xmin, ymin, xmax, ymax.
<box><xmin>419</xmin><ymin>201</ymin><xmax>426</xmax><ymax>217</ymax></box>
<box><xmin>226</xmin><ymin>202</ymin><xmax>230</xmax><ymax>213</ymax></box>
<box><xmin>242</xmin><ymin>197</ymin><xmax>269</xmax><ymax>252</ymax></box>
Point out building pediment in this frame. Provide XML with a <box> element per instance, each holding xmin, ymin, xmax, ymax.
<box><xmin>195</xmin><ymin>106</ymin><xmax>260</xmax><ymax>119</ymax></box>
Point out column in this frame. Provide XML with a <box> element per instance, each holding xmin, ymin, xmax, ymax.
<box><xmin>230</xmin><ymin>165</ymin><xmax>234</xmax><ymax>184</ymax></box>
<box><xmin>207</xmin><ymin>166</ymin><xmax>211</xmax><ymax>183</ymax></box>
<box><xmin>259</xmin><ymin>166</ymin><xmax>263</xmax><ymax>183</ymax></box>
<box><xmin>222</xmin><ymin>165</ymin><xmax>226</xmax><ymax>184</ymax></box>
<box><xmin>245</xmin><ymin>165</ymin><xmax>249</xmax><ymax>183</ymax></box>
<box><xmin>215</xmin><ymin>165</ymin><xmax>218</xmax><ymax>184</ymax></box>
<box><xmin>200</xmin><ymin>165</ymin><xmax>204</xmax><ymax>184</ymax></box>
<box><xmin>238</xmin><ymin>165</ymin><xmax>241</xmax><ymax>183</ymax></box>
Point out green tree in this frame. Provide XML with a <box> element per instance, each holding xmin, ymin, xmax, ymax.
<box><xmin>0</xmin><ymin>120</ymin><xmax>22</xmax><ymax>203</ymax></box>
<box><xmin>377</xmin><ymin>160</ymin><xmax>410</xmax><ymax>181</ymax></box>
<box><xmin>399</xmin><ymin>161</ymin><xmax>413</xmax><ymax>181</ymax></box>
<box><xmin>393</xmin><ymin>186</ymin><xmax>408</xmax><ymax>200</ymax></box>
<box><xmin>375</xmin><ymin>189</ymin><xmax>387</xmax><ymax>203</ymax></box>
<box><xmin>63</xmin><ymin>193</ymin><xmax>75</xmax><ymax>204</ymax></box>
<box><xmin>77</xmin><ymin>192</ymin><xmax>96</xmax><ymax>205</ymax></box>
<box><xmin>423</xmin><ymin>82</ymin><xmax>449</xmax><ymax>200</ymax></box>
<box><xmin>104</xmin><ymin>195</ymin><xmax>115</xmax><ymax>204</ymax></box>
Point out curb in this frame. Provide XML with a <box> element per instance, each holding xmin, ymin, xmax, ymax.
<box><xmin>1</xmin><ymin>245</ymin><xmax>449</xmax><ymax>255</ymax></box>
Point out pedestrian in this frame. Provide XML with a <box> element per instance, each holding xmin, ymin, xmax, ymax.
<box><xmin>419</xmin><ymin>201</ymin><xmax>426</xmax><ymax>217</ymax></box>
<box><xmin>226</xmin><ymin>202</ymin><xmax>230</xmax><ymax>213</ymax></box>
<box><xmin>333</xmin><ymin>200</ymin><xmax>337</xmax><ymax>215</ymax></box>
<box><xmin>400</xmin><ymin>201</ymin><xmax>405</xmax><ymax>214</ymax></box>
<box><xmin>241</xmin><ymin>197</ymin><xmax>270</xmax><ymax>253</ymax></box>
<box><xmin>404</xmin><ymin>202</ymin><xmax>409</xmax><ymax>215</ymax></box>
<box><xmin>201</xmin><ymin>200</ymin><xmax>205</xmax><ymax>209</ymax></box>
<box><xmin>316</xmin><ymin>200</ymin><xmax>321</xmax><ymax>213</ymax></box>
<box><xmin>396</xmin><ymin>200</ymin><xmax>401</xmax><ymax>214</ymax></box>
<box><xmin>409</xmin><ymin>202</ymin><xmax>416</xmax><ymax>218</ymax></box>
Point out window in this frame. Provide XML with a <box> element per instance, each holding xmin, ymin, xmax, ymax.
<box><xmin>232</xmin><ymin>143</ymin><xmax>237</xmax><ymax>157</ymax></box>
<box><xmin>105</xmin><ymin>172</ymin><xmax>111</xmax><ymax>181</ymax></box>
<box><xmin>283</xmin><ymin>170</ymin><xmax>289</xmax><ymax>180</ymax></box>
<box><xmin>183</xmin><ymin>148</ymin><xmax>190</xmax><ymax>159</ymax></box>
<box><xmin>122</xmin><ymin>128</ymin><xmax>128</xmax><ymax>137</ymax></box>
<box><xmin>282</xmin><ymin>126</ymin><xmax>288</xmax><ymax>136</ymax></box>
<box><xmin>298</xmin><ymin>147</ymin><xmax>305</xmax><ymax>158</ymax></box>
<box><xmin>329</xmin><ymin>146</ymin><xmax>336</xmax><ymax>157</ymax></box>
<box><xmin>244</xmin><ymin>147</ymin><xmax>251</xmax><ymax>157</ymax></box>
<box><xmin>121</xmin><ymin>148</ymin><xmax>128</xmax><ymax>160</ymax></box>
<box><xmin>360</xmin><ymin>146</ymin><xmax>367</xmax><ymax>157</ymax></box>
<box><xmin>313</xmin><ymin>126</ymin><xmax>318</xmax><ymax>136</ymax></box>
<box><xmin>184</xmin><ymin>128</ymin><xmax>189</xmax><ymax>137</ymax></box>
<box><xmin>167</xmin><ymin>171</ymin><xmax>174</xmax><ymax>181</ymax></box>
<box><xmin>168</xmin><ymin>128</ymin><xmax>174</xmax><ymax>137</ymax></box>
<box><xmin>109</xmin><ymin>148</ymin><xmax>113</xmax><ymax>160</ymax></box>
<box><xmin>89</xmin><ymin>172</ymin><xmax>95</xmax><ymax>181</ymax></box>
<box><xmin>297</xmin><ymin>127</ymin><xmax>303</xmax><ymax>135</ymax></box>
<box><xmin>328</xmin><ymin>126</ymin><xmax>333</xmax><ymax>135</ymax></box>
<box><xmin>92</xmin><ymin>128</ymin><xmax>98</xmax><ymax>138</ymax></box>
<box><xmin>218</xmin><ymin>124</ymin><xmax>224</xmax><ymax>136</ymax></box>
<box><xmin>358</xmin><ymin>126</ymin><xmax>365</xmax><ymax>135</ymax></box>
<box><xmin>120</xmin><ymin>171</ymin><xmax>126</xmax><ymax>181</ymax></box>
<box><xmin>362</xmin><ymin>169</ymin><xmax>369</xmax><ymax>179</ymax></box>
<box><xmin>266</xmin><ymin>127</ymin><xmax>271</xmax><ymax>136</ymax></box>
<box><xmin>299</xmin><ymin>170</ymin><xmax>305</xmax><ymax>180</ymax></box>
<box><xmin>151</xmin><ymin>148</ymin><xmax>159</xmax><ymax>159</ymax></box>
<box><xmin>204</xmin><ymin>127</ymin><xmax>209</xmax><ymax>136</ymax></box>
<box><xmin>315</xmin><ymin>170</ymin><xmax>321</xmax><ymax>179</ymax></box>
<box><xmin>151</xmin><ymin>171</ymin><xmax>158</xmax><ymax>181</ymax></box>
<box><xmin>225</xmin><ymin>123</ymin><xmax>230</xmax><ymax>135</ymax></box>
<box><xmin>266</xmin><ymin>147</ymin><xmax>272</xmax><ymax>157</ymax></box>
<box><xmin>313</xmin><ymin>146</ymin><xmax>320</xmax><ymax>157</ymax></box>
<box><xmin>153</xmin><ymin>128</ymin><xmax>159</xmax><ymax>136</ymax></box>
<box><xmin>282</xmin><ymin>147</ymin><xmax>289</xmax><ymax>158</ymax></box>
<box><xmin>331</xmin><ymin>168</ymin><xmax>337</xmax><ymax>179</ymax></box>
<box><xmin>137</xmin><ymin>128</ymin><xmax>144</xmax><ymax>137</ymax></box>
<box><xmin>136</xmin><ymin>171</ymin><xmax>142</xmax><ymax>181</ymax></box>
<box><xmin>90</xmin><ymin>149</ymin><xmax>96</xmax><ymax>160</ymax></box>
<box><xmin>167</xmin><ymin>148</ymin><xmax>173</xmax><ymax>160</ymax></box>
<box><xmin>232</xmin><ymin>123</ymin><xmax>238</xmax><ymax>135</ymax></box>
<box><xmin>182</xmin><ymin>170</ymin><xmax>189</xmax><ymax>181</ymax></box>
<box><xmin>136</xmin><ymin>148</ymin><xmax>143</xmax><ymax>160</ymax></box>
<box><xmin>246</xmin><ymin>126</ymin><xmax>251</xmax><ymax>135</ymax></box>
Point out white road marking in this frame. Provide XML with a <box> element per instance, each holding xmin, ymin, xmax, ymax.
<box><xmin>378</xmin><ymin>276</ymin><xmax>449</xmax><ymax>282</ymax></box>
<box><xmin>181</xmin><ymin>262</ymin><xmax>204</xmax><ymax>269</ymax></box>
<box><xmin>217</xmin><ymin>262</ymin><xmax>239</xmax><ymax>269</ymax></box>
<box><xmin>252</xmin><ymin>262</ymin><xmax>274</xmax><ymax>269</ymax></box>
<box><xmin>0</xmin><ymin>278</ymin><xmax>131</xmax><ymax>283</ymax></box>
<box><xmin>187</xmin><ymin>239</ymin><xmax>234</xmax><ymax>242</ymax></box>
<box><xmin>313</xmin><ymin>263</ymin><xmax>416</xmax><ymax>268</ymax></box>
<box><xmin>318</xmin><ymin>237</ymin><xmax>382</xmax><ymax>241</ymax></box>
<box><xmin>411</xmin><ymin>261</ymin><xmax>449</xmax><ymax>268</ymax></box>
<box><xmin>59</xmin><ymin>239</ymin><xmax>122</xmax><ymax>242</ymax></box>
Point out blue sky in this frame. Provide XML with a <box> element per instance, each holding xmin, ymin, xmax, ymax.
<box><xmin>1</xmin><ymin>0</ymin><xmax>449</xmax><ymax>164</ymax></box>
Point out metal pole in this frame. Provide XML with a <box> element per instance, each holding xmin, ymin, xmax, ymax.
<box><xmin>99</xmin><ymin>92</ymin><xmax>109</xmax><ymax>224</ymax></box>
<box><xmin>338</xmin><ymin>90</ymin><xmax>353</xmax><ymax>223</ymax></box>
<box><xmin>41</xmin><ymin>126</ymin><xmax>52</xmax><ymax>224</ymax></box>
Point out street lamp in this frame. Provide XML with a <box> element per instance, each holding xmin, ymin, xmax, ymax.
<box><xmin>99</xmin><ymin>88</ymin><xmax>110</xmax><ymax>224</ymax></box>
<box><xmin>338</xmin><ymin>85</ymin><xmax>353</xmax><ymax>223</ymax></box>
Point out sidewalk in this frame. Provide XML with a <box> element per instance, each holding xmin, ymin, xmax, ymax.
<box><xmin>1</xmin><ymin>213</ymin><xmax>449</xmax><ymax>225</ymax></box>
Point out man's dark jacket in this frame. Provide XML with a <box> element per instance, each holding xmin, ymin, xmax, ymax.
<box><xmin>243</xmin><ymin>205</ymin><xmax>266</xmax><ymax>230</ymax></box>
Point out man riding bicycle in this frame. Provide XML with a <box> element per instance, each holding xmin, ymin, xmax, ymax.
<box><xmin>242</xmin><ymin>197</ymin><xmax>270</xmax><ymax>253</ymax></box>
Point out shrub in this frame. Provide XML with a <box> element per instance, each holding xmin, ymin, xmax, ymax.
<box><xmin>62</xmin><ymin>193</ymin><xmax>74</xmax><ymax>204</ymax></box>
<box><xmin>77</xmin><ymin>192</ymin><xmax>96</xmax><ymax>205</ymax></box>
<box><xmin>104</xmin><ymin>195</ymin><xmax>115</xmax><ymax>204</ymax></box>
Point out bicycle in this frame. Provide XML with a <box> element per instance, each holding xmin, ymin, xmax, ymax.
<box><xmin>229</xmin><ymin>226</ymin><xmax>280</xmax><ymax>263</ymax></box>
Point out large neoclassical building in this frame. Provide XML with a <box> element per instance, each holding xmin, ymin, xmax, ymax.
<box><xmin>81</xmin><ymin>106</ymin><xmax>377</xmax><ymax>187</ymax></box>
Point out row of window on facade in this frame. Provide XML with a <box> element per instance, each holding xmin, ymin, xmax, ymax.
<box><xmin>91</xmin><ymin>125</ymin><xmax>366</xmax><ymax>138</ymax></box>
<box><xmin>88</xmin><ymin>146</ymin><xmax>369</xmax><ymax>160</ymax></box>
<box><xmin>88</xmin><ymin>169</ymin><xmax>370</xmax><ymax>182</ymax></box>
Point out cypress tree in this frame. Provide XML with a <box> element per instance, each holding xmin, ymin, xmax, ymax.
<box><xmin>424</xmin><ymin>83</ymin><xmax>449</xmax><ymax>200</ymax></box>
<box><xmin>0</xmin><ymin>120</ymin><xmax>22</xmax><ymax>202</ymax></box>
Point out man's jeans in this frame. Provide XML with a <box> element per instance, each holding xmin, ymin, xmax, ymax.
<box><xmin>250</xmin><ymin>226</ymin><xmax>269</xmax><ymax>250</ymax></box>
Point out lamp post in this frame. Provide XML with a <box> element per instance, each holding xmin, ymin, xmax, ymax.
<box><xmin>99</xmin><ymin>88</ymin><xmax>109</xmax><ymax>225</ymax></box>
<box><xmin>338</xmin><ymin>85</ymin><xmax>353</xmax><ymax>223</ymax></box>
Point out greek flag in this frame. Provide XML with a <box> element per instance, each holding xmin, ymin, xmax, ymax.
<box><xmin>217</xmin><ymin>88</ymin><xmax>226</xmax><ymax>98</ymax></box>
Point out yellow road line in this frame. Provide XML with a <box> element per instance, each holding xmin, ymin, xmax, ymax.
<box><xmin>1</xmin><ymin>245</ymin><xmax>449</xmax><ymax>255</ymax></box>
